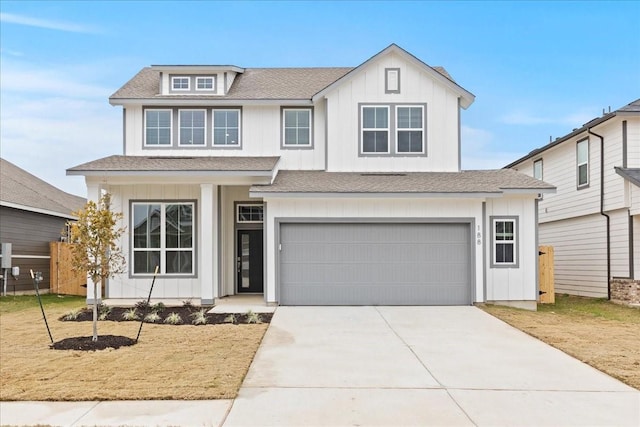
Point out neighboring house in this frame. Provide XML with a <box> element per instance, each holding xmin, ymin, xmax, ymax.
<box><xmin>0</xmin><ymin>158</ymin><xmax>86</xmax><ymax>293</ymax></box>
<box><xmin>68</xmin><ymin>44</ymin><xmax>554</xmax><ymax>309</ymax></box>
<box><xmin>506</xmin><ymin>99</ymin><xmax>640</xmax><ymax>301</ymax></box>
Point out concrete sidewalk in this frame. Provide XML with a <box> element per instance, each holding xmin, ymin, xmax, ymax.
<box><xmin>2</xmin><ymin>306</ymin><xmax>639</xmax><ymax>426</ymax></box>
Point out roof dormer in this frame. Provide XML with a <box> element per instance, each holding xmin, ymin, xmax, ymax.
<box><xmin>151</xmin><ymin>65</ymin><xmax>244</xmax><ymax>96</ymax></box>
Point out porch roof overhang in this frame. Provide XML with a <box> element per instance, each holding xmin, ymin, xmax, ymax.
<box><xmin>67</xmin><ymin>155</ymin><xmax>280</xmax><ymax>185</ymax></box>
<box><xmin>249</xmin><ymin>170</ymin><xmax>556</xmax><ymax>199</ymax></box>
<box><xmin>615</xmin><ymin>167</ymin><xmax>640</xmax><ymax>188</ymax></box>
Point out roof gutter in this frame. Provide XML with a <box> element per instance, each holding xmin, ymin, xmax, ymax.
<box><xmin>588</xmin><ymin>127</ymin><xmax>611</xmax><ymax>299</ymax></box>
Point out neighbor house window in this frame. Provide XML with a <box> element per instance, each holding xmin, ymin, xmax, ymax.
<box><xmin>132</xmin><ymin>202</ymin><xmax>195</xmax><ymax>275</ymax></box>
<box><xmin>179</xmin><ymin>110</ymin><xmax>206</xmax><ymax>146</ymax></box>
<box><xmin>237</xmin><ymin>204</ymin><xmax>264</xmax><ymax>223</ymax></box>
<box><xmin>172</xmin><ymin>76</ymin><xmax>190</xmax><ymax>90</ymax></box>
<box><xmin>145</xmin><ymin>110</ymin><xmax>172</xmax><ymax>146</ymax></box>
<box><xmin>491</xmin><ymin>217</ymin><xmax>518</xmax><ymax>267</ymax></box>
<box><xmin>283</xmin><ymin>108</ymin><xmax>312</xmax><ymax>147</ymax></box>
<box><xmin>361</xmin><ymin>106</ymin><xmax>389</xmax><ymax>153</ymax></box>
<box><xmin>213</xmin><ymin>109</ymin><xmax>240</xmax><ymax>146</ymax></box>
<box><xmin>533</xmin><ymin>159</ymin><xmax>543</xmax><ymax>180</ymax></box>
<box><xmin>196</xmin><ymin>77</ymin><xmax>214</xmax><ymax>90</ymax></box>
<box><xmin>396</xmin><ymin>106</ymin><xmax>424</xmax><ymax>153</ymax></box>
<box><xmin>577</xmin><ymin>139</ymin><xmax>589</xmax><ymax>187</ymax></box>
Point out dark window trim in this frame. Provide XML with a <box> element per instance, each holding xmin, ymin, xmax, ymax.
<box><xmin>385</xmin><ymin>68</ymin><xmax>401</xmax><ymax>94</ymax></box>
<box><xmin>177</xmin><ymin>108</ymin><xmax>207</xmax><ymax>147</ymax></box>
<box><xmin>143</xmin><ymin>108</ymin><xmax>173</xmax><ymax>147</ymax></box>
<box><xmin>576</xmin><ymin>137</ymin><xmax>590</xmax><ymax>190</ymax></box>
<box><xmin>358</xmin><ymin>103</ymin><xmax>428</xmax><ymax>157</ymax></box>
<box><xmin>212</xmin><ymin>107</ymin><xmax>243</xmax><ymax>149</ymax></box>
<box><xmin>490</xmin><ymin>216</ymin><xmax>519</xmax><ymax>269</ymax></box>
<box><xmin>129</xmin><ymin>199</ymin><xmax>198</xmax><ymax>278</ymax></box>
<box><xmin>533</xmin><ymin>158</ymin><xmax>543</xmax><ymax>180</ymax></box>
<box><xmin>168</xmin><ymin>74</ymin><xmax>217</xmax><ymax>94</ymax></box>
<box><xmin>280</xmin><ymin>106</ymin><xmax>314</xmax><ymax>150</ymax></box>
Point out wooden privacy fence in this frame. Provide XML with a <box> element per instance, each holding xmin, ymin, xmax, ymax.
<box><xmin>50</xmin><ymin>242</ymin><xmax>86</xmax><ymax>296</ymax></box>
<box><xmin>538</xmin><ymin>245</ymin><xmax>555</xmax><ymax>304</ymax></box>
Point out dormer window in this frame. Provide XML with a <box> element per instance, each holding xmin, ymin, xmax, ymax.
<box><xmin>196</xmin><ymin>77</ymin><xmax>215</xmax><ymax>91</ymax></box>
<box><xmin>172</xmin><ymin>76</ymin><xmax>190</xmax><ymax>91</ymax></box>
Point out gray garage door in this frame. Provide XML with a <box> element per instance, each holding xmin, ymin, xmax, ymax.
<box><xmin>279</xmin><ymin>222</ymin><xmax>471</xmax><ymax>305</ymax></box>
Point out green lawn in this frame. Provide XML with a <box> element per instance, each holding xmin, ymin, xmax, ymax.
<box><xmin>0</xmin><ymin>294</ymin><xmax>85</xmax><ymax>315</ymax></box>
<box><xmin>538</xmin><ymin>294</ymin><xmax>640</xmax><ymax>323</ymax></box>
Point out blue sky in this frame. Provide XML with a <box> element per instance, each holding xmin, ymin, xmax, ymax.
<box><xmin>1</xmin><ymin>1</ymin><xmax>638</xmax><ymax>197</ymax></box>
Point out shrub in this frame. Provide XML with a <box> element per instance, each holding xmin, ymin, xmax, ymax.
<box><xmin>151</xmin><ymin>302</ymin><xmax>166</xmax><ymax>313</ymax></box>
<box><xmin>144</xmin><ymin>312</ymin><xmax>161</xmax><ymax>323</ymax></box>
<box><xmin>122</xmin><ymin>308</ymin><xmax>139</xmax><ymax>321</ymax></box>
<box><xmin>224</xmin><ymin>314</ymin><xmax>237</xmax><ymax>324</ymax></box>
<box><xmin>134</xmin><ymin>300</ymin><xmax>151</xmax><ymax>311</ymax></box>
<box><xmin>191</xmin><ymin>309</ymin><xmax>208</xmax><ymax>325</ymax></box>
<box><xmin>246</xmin><ymin>309</ymin><xmax>262</xmax><ymax>324</ymax></box>
<box><xmin>182</xmin><ymin>299</ymin><xmax>194</xmax><ymax>309</ymax></box>
<box><xmin>63</xmin><ymin>308</ymin><xmax>83</xmax><ymax>321</ymax></box>
<box><xmin>164</xmin><ymin>312</ymin><xmax>183</xmax><ymax>325</ymax></box>
<box><xmin>98</xmin><ymin>304</ymin><xmax>112</xmax><ymax>321</ymax></box>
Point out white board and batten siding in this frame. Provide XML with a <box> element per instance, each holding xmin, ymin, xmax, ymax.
<box><xmin>122</xmin><ymin>102</ymin><xmax>328</xmax><ymax>171</ymax></box>
<box><xmin>484</xmin><ymin>197</ymin><xmax>538</xmax><ymax>302</ymax></box>
<box><xmin>323</xmin><ymin>51</ymin><xmax>461</xmax><ymax>173</ymax></box>
<box><xmin>101</xmin><ymin>183</ymin><xmax>203</xmax><ymax>300</ymax></box>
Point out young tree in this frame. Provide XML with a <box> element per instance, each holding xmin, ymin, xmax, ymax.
<box><xmin>68</xmin><ymin>193</ymin><xmax>126</xmax><ymax>341</ymax></box>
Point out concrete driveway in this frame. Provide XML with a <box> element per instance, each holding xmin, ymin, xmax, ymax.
<box><xmin>225</xmin><ymin>306</ymin><xmax>639</xmax><ymax>426</ymax></box>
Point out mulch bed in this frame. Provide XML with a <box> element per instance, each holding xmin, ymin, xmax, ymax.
<box><xmin>53</xmin><ymin>305</ymin><xmax>272</xmax><ymax>352</ymax></box>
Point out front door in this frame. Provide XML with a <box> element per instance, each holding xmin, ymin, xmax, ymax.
<box><xmin>237</xmin><ymin>229</ymin><xmax>264</xmax><ymax>293</ymax></box>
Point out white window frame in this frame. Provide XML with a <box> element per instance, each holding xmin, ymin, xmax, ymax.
<box><xmin>212</xmin><ymin>109</ymin><xmax>241</xmax><ymax>146</ymax></box>
<box><xmin>171</xmin><ymin>76</ymin><xmax>190</xmax><ymax>91</ymax></box>
<box><xmin>131</xmin><ymin>201</ymin><xmax>196</xmax><ymax>276</ymax></box>
<box><xmin>491</xmin><ymin>217</ymin><xmax>518</xmax><ymax>268</ymax></box>
<box><xmin>178</xmin><ymin>109</ymin><xmax>206</xmax><ymax>146</ymax></box>
<box><xmin>533</xmin><ymin>159</ymin><xmax>543</xmax><ymax>180</ymax></box>
<box><xmin>361</xmin><ymin>105</ymin><xmax>390</xmax><ymax>154</ymax></box>
<box><xmin>144</xmin><ymin>109</ymin><xmax>173</xmax><ymax>146</ymax></box>
<box><xmin>282</xmin><ymin>108</ymin><xmax>312</xmax><ymax>147</ymax></box>
<box><xmin>395</xmin><ymin>105</ymin><xmax>425</xmax><ymax>154</ymax></box>
<box><xmin>577</xmin><ymin>139</ymin><xmax>589</xmax><ymax>188</ymax></box>
<box><xmin>236</xmin><ymin>204</ymin><xmax>264</xmax><ymax>224</ymax></box>
<box><xmin>196</xmin><ymin>76</ymin><xmax>214</xmax><ymax>91</ymax></box>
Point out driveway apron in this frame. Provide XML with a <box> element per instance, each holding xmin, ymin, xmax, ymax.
<box><xmin>224</xmin><ymin>306</ymin><xmax>639</xmax><ymax>427</ymax></box>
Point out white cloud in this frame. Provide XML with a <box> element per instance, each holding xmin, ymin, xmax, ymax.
<box><xmin>0</xmin><ymin>12</ymin><xmax>101</xmax><ymax>34</ymax></box>
<box><xmin>461</xmin><ymin>125</ymin><xmax>493</xmax><ymax>152</ymax></box>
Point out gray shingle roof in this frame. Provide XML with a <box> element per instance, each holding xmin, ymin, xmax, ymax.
<box><xmin>1</xmin><ymin>158</ymin><xmax>86</xmax><ymax>216</ymax></box>
<box><xmin>67</xmin><ymin>155</ymin><xmax>280</xmax><ymax>174</ymax></box>
<box><xmin>110</xmin><ymin>66</ymin><xmax>455</xmax><ymax>101</ymax></box>
<box><xmin>615</xmin><ymin>167</ymin><xmax>640</xmax><ymax>187</ymax></box>
<box><xmin>250</xmin><ymin>169</ymin><xmax>555</xmax><ymax>195</ymax></box>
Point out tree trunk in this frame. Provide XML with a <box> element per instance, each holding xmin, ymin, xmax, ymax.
<box><xmin>92</xmin><ymin>281</ymin><xmax>98</xmax><ymax>342</ymax></box>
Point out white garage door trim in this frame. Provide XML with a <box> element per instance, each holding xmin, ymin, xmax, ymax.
<box><xmin>275</xmin><ymin>217</ymin><xmax>476</xmax><ymax>305</ymax></box>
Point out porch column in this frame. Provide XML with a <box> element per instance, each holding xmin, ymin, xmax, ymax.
<box><xmin>200</xmin><ymin>184</ymin><xmax>218</xmax><ymax>304</ymax></box>
<box><xmin>85</xmin><ymin>180</ymin><xmax>102</xmax><ymax>304</ymax></box>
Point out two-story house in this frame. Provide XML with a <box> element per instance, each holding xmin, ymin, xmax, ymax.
<box><xmin>68</xmin><ymin>44</ymin><xmax>553</xmax><ymax>309</ymax></box>
<box><xmin>506</xmin><ymin>99</ymin><xmax>640</xmax><ymax>302</ymax></box>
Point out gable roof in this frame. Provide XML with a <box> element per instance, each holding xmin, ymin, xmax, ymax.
<box><xmin>505</xmin><ymin>98</ymin><xmax>640</xmax><ymax>169</ymax></box>
<box><xmin>312</xmin><ymin>44</ymin><xmax>475</xmax><ymax>109</ymax></box>
<box><xmin>109</xmin><ymin>45</ymin><xmax>464</xmax><ymax>103</ymax></box>
<box><xmin>1</xmin><ymin>158</ymin><xmax>86</xmax><ymax>218</ymax></box>
<box><xmin>250</xmin><ymin>169</ymin><xmax>554</xmax><ymax>197</ymax></box>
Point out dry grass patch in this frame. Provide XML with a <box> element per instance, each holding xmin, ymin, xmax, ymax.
<box><xmin>482</xmin><ymin>294</ymin><xmax>640</xmax><ymax>390</ymax></box>
<box><xmin>0</xmin><ymin>299</ymin><xmax>268</xmax><ymax>401</ymax></box>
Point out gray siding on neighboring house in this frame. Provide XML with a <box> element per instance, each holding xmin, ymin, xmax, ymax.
<box><xmin>0</xmin><ymin>206</ymin><xmax>68</xmax><ymax>293</ymax></box>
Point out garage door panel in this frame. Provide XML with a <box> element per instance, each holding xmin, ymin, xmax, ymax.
<box><xmin>279</xmin><ymin>223</ymin><xmax>471</xmax><ymax>305</ymax></box>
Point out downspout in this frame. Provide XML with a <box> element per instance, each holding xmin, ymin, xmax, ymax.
<box><xmin>587</xmin><ymin>128</ymin><xmax>610</xmax><ymax>299</ymax></box>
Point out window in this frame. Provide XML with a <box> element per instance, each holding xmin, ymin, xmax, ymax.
<box><xmin>283</xmin><ymin>108</ymin><xmax>312</xmax><ymax>146</ymax></box>
<box><xmin>196</xmin><ymin>77</ymin><xmax>214</xmax><ymax>90</ymax></box>
<box><xmin>396</xmin><ymin>106</ymin><xmax>424</xmax><ymax>153</ymax></box>
<box><xmin>172</xmin><ymin>76</ymin><xmax>190</xmax><ymax>90</ymax></box>
<box><xmin>237</xmin><ymin>204</ymin><xmax>264</xmax><ymax>223</ymax></box>
<box><xmin>362</xmin><ymin>106</ymin><xmax>389</xmax><ymax>153</ymax></box>
<box><xmin>179</xmin><ymin>110</ymin><xmax>206</xmax><ymax>146</ymax></box>
<box><xmin>533</xmin><ymin>159</ymin><xmax>543</xmax><ymax>180</ymax></box>
<box><xmin>132</xmin><ymin>202</ymin><xmax>194</xmax><ymax>275</ymax></box>
<box><xmin>492</xmin><ymin>217</ymin><xmax>518</xmax><ymax>267</ymax></box>
<box><xmin>577</xmin><ymin>139</ymin><xmax>589</xmax><ymax>187</ymax></box>
<box><xmin>145</xmin><ymin>110</ymin><xmax>172</xmax><ymax>146</ymax></box>
<box><xmin>213</xmin><ymin>109</ymin><xmax>240</xmax><ymax>146</ymax></box>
